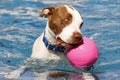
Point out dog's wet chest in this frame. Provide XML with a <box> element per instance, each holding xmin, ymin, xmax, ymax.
<box><xmin>48</xmin><ymin>51</ymin><xmax>65</xmax><ymax>60</ymax></box>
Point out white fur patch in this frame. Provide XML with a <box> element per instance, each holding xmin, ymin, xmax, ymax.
<box><xmin>57</xmin><ymin>5</ymin><xmax>83</xmax><ymax>43</ymax></box>
<box><xmin>43</xmin><ymin>9</ymin><xmax>50</xmax><ymax>15</ymax></box>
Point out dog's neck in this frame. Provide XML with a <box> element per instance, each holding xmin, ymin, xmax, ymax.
<box><xmin>45</xmin><ymin>22</ymin><xmax>56</xmax><ymax>45</ymax></box>
<box><xmin>43</xmin><ymin>21</ymin><xmax>66</xmax><ymax>53</ymax></box>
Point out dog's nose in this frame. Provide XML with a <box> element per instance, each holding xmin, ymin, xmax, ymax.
<box><xmin>72</xmin><ymin>32</ymin><xmax>82</xmax><ymax>43</ymax></box>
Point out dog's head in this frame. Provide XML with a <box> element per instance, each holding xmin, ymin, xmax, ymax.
<box><xmin>40</xmin><ymin>5</ymin><xmax>83</xmax><ymax>48</ymax></box>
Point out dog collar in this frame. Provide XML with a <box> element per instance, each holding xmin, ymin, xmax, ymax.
<box><xmin>43</xmin><ymin>31</ymin><xmax>66</xmax><ymax>53</ymax></box>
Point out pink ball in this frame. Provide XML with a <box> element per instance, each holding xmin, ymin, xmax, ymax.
<box><xmin>67</xmin><ymin>37</ymin><xmax>99</xmax><ymax>68</ymax></box>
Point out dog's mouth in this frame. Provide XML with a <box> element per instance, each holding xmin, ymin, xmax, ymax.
<box><xmin>56</xmin><ymin>37</ymin><xmax>83</xmax><ymax>49</ymax></box>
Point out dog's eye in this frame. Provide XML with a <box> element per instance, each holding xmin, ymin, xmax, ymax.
<box><xmin>64</xmin><ymin>17</ymin><xmax>70</xmax><ymax>22</ymax></box>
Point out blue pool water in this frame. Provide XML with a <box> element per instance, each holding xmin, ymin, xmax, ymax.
<box><xmin>0</xmin><ymin>0</ymin><xmax>120</xmax><ymax>80</ymax></box>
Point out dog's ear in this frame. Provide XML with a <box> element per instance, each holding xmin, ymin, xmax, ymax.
<box><xmin>40</xmin><ymin>6</ymin><xmax>55</xmax><ymax>18</ymax></box>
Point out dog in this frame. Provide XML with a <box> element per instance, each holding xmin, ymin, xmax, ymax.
<box><xmin>4</xmin><ymin>5</ymin><xmax>95</xmax><ymax>80</ymax></box>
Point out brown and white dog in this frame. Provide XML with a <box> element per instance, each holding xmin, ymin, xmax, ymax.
<box><xmin>4</xmin><ymin>5</ymin><xmax>95</xmax><ymax>80</ymax></box>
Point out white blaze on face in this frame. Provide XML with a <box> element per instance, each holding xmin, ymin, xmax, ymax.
<box><xmin>57</xmin><ymin>5</ymin><xmax>83</xmax><ymax>44</ymax></box>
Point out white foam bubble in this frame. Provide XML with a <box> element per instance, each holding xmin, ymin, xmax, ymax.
<box><xmin>97</xmin><ymin>59</ymin><xmax>120</xmax><ymax>66</ymax></box>
<box><xmin>0</xmin><ymin>6</ymin><xmax>40</xmax><ymax>17</ymax></box>
<box><xmin>90</xmin><ymin>33</ymin><xmax>100</xmax><ymax>39</ymax></box>
<box><xmin>37</xmin><ymin>0</ymin><xmax>88</xmax><ymax>5</ymax></box>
